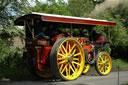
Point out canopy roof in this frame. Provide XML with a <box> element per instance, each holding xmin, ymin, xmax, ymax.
<box><xmin>14</xmin><ymin>12</ymin><xmax>116</xmax><ymax>26</ymax></box>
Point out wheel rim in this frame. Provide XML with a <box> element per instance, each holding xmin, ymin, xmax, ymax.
<box><xmin>82</xmin><ymin>64</ymin><xmax>90</xmax><ymax>74</ymax></box>
<box><xmin>57</xmin><ymin>39</ymin><xmax>85</xmax><ymax>80</ymax></box>
<box><xmin>97</xmin><ymin>53</ymin><xmax>112</xmax><ymax>75</ymax></box>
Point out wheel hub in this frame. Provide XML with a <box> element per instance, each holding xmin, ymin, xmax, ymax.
<box><xmin>67</xmin><ymin>55</ymin><xmax>73</xmax><ymax>63</ymax></box>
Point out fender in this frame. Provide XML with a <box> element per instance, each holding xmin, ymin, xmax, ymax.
<box><xmin>85</xmin><ymin>49</ymin><xmax>95</xmax><ymax>64</ymax></box>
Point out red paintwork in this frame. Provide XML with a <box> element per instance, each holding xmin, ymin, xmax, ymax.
<box><xmin>35</xmin><ymin>47</ymin><xmax>43</xmax><ymax>71</ymax></box>
<box><xmin>34</xmin><ymin>46</ymin><xmax>52</xmax><ymax>71</ymax></box>
<box><xmin>38</xmin><ymin>40</ymin><xmax>47</xmax><ymax>45</ymax></box>
<box><xmin>51</xmin><ymin>33</ymin><xmax>72</xmax><ymax>42</ymax></box>
<box><xmin>15</xmin><ymin>12</ymin><xmax>116</xmax><ymax>26</ymax></box>
<box><xmin>83</xmin><ymin>43</ymin><xmax>94</xmax><ymax>52</ymax></box>
<box><xmin>51</xmin><ymin>33</ymin><xmax>65</xmax><ymax>42</ymax></box>
<box><xmin>41</xmin><ymin>46</ymin><xmax>52</xmax><ymax>64</ymax></box>
<box><xmin>74</xmin><ymin>37</ymin><xmax>86</xmax><ymax>45</ymax></box>
<box><xmin>74</xmin><ymin>37</ymin><xmax>94</xmax><ymax>52</ymax></box>
<box><xmin>42</xmin><ymin>16</ymin><xmax>116</xmax><ymax>26</ymax></box>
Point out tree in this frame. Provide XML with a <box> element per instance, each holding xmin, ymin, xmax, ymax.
<box><xmin>94</xmin><ymin>10</ymin><xmax>128</xmax><ymax>58</ymax></box>
<box><xmin>67</xmin><ymin>0</ymin><xmax>94</xmax><ymax>17</ymax></box>
<box><xmin>0</xmin><ymin>0</ymin><xmax>28</xmax><ymax>28</ymax></box>
<box><xmin>25</xmin><ymin>0</ymin><xmax>71</xmax><ymax>16</ymax></box>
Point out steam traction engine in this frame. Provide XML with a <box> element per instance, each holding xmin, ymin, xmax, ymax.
<box><xmin>14</xmin><ymin>12</ymin><xmax>116</xmax><ymax>80</ymax></box>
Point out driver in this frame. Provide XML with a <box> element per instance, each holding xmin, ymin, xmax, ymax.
<box><xmin>34</xmin><ymin>19</ymin><xmax>49</xmax><ymax>39</ymax></box>
<box><xmin>44</xmin><ymin>23</ymin><xmax>61</xmax><ymax>38</ymax></box>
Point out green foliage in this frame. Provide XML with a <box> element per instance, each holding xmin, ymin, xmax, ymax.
<box><xmin>97</xmin><ymin>45</ymin><xmax>111</xmax><ymax>54</ymax></box>
<box><xmin>68</xmin><ymin>0</ymin><xmax>94</xmax><ymax>17</ymax></box>
<box><xmin>112</xmin><ymin>58</ymin><xmax>128</xmax><ymax>68</ymax></box>
<box><xmin>0</xmin><ymin>39</ymin><xmax>10</xmax><ymax>61</ymax></box>
<box><xmin>0</xmin><ymin>48</ymin><xmax>26</xmax><ymax>79</ymax></box>
<box><xmin>0</xmin><ymin>39</ymin><xmax>34</xmax><ymax>79</ymax></box>
<box><xmin>0</xmin><ymin>0</ymin><xmax>28</xmax><ymax>28</ymax></box>
<box><xmin>0</xmin><ymin>24</ymin><xmax>25</xmax><ymax>39</ymax></box>
<box><xmin>26</xmin><ymin>0</ymin><xmax>71</xmax><ymax>15</ymax></box>
<box><xmin>93</xmin><ymin>11</ymin><xmax>128</xmax><ymax>58</ymax></box>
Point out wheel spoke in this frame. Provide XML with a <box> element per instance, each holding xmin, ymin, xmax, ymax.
<box><xmin>98</xmin><ymin>60</ymin><xmax>103</xmax><ymax>65</ymax></box>
<box><xmin>104</xmin><ymin>56</ymin><xmax>106</xmax><ymax>62</ymax></box>
<box><xmin>59</xmin><ymin>64</ymin><xmax>64</xmax><ymax>71</ymax></box>
<box><xmin>72</xmin><ymin>62</ymin><xmax>76</xmax><ymax>71</ymax></box>
<box><xmin>74</xmin><ymin>52</ymin><xmax>81</xmax><ymax>57</ymax></box>
<box><xmin>70</xmin><ymin>65</ymin><xmax>75</xmax><ymax>73</ymax></box>
<box><xmin>104</xmin><ymin>65</ymin><xmax>106</xmax><ymax>72</ymax></box>
<box><xmin>66</xmin><ymin>65</ymin><xmax>68</xmax><ymax>76</ymax></box>
<box><xmin>66</xmin><ymin>41</ymin><xmax>69</xmax><ymax>51</ymax></box>
<box><xmin>106</xmin><ymin>63</ymin><xmax>109</xmax><ymax>66</ymax></box>
<box><xmin>105</xmin><ymin>58</ymin><xmax>109</xmax><ymax>63</ymax></box>
<box><xmin>57</xmin><ymin>57</ymin><xmax>66</xmax><ymax>60</ymax></box>
<box><xmin>68</xmin><ymin>44</ymin><xmax>71</xmax><ymax>53</ymax></box>
<box><xmin>98</xmin><ymin>62</ymin><xmax>103</xmax><ymax>65</ymax></box>
<box><xmin>73</xmin><ymin>58</ymin><xmax>79</xmax><ymax>61</ymax></box>
<box><xmin>72</xmin><ymin>49</ymin><xmax>76</xmax><ymax>55</ymax></box>
<box><xmin>69</xmin><ymin>64</ymin><xmax>71</xmax><ymax>75</ymax></box>
<box><xmin>70</xmin><ymin>44</ymin><xmax>77</xmax><ymax>53</ymax></box>
<box><xmin>100</xmin><ymin>66</ymin><xmax>104</xmax><ymax>72</ymax></box>
<box><xmin>62</xmin><ymin>44</ymin><xmax>68</xmax><ymax>54</ymax></box>
<box><xmin>60</xmin><ymin>48</ymin><xmax>65</xmax><ymax>55</ymax></box>
<box><xmin>105</xmin><ymin>65</ymin><xmax>108</xmax><ymax>71</ymax></box>
<box><xmin>99</xmin><ymin>56</ymin><xmax>104</xmax><ymax>62</ymax></box>
<box><xmin>72</xmin><ymin>61</ymin><xmax>80</xmax><ymax>66</ymax></box>
<box><xmin>58</xmin><ymin>53</ymin><xmax>65</xmax><ymax>58</ymax></box>
<box><xmin>98</xmin><ymin>64</ymin><xmax>102</xmax><ymax>69</ymax></box>
<box><xmin>61</xmin><ymin>64</ymin><xmax>67</xmax><ymax>73</ymax></box>
<box><xmin>58</xmin><ymin>60</ymin><xmax>67</xmax><ymax>65</ymax></box>
<box><xmin>98</xmin><ymin>59</ymin><xmax>103</xmax><ymax>63</ymax></box>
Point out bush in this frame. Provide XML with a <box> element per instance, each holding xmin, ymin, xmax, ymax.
<box><xmin>0</xmin><ymin>39</ymin><xmax>34</xmax><ymax>80</ymax></box>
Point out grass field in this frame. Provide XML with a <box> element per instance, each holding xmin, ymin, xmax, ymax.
<box><xmin>112</xmin><ymin>58</ymin><xmax>128</xmax><ymax>69</ymax></box>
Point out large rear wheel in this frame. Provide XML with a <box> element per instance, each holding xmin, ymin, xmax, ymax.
<box><xmin>50</xmin><ymin>38</ymin><xmax>85</xmax><ymax>80</ymax></box>
<box><xmin>95</xmin><ymin>52</ymin><xmax>112</xmax><ymax>76</ymax></box>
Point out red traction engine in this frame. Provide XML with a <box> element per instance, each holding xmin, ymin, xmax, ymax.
<box><xmin>14</xmin><ymin>12</ymin><xmax>116</xmax><ymax>80</ymax></box>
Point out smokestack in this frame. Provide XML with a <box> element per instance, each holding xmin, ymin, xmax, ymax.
<box><xmin>90</xmin><ymin>0</ymin><xmax>128</xmax><ymax>17</ymax></box>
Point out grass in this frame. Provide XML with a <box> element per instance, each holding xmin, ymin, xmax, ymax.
<box><xmin>112</xmin><ymin>58</ymin><xmax>128</xmax><ymax>70</ymax></box>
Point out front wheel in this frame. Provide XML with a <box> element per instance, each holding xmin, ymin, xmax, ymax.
<box><xmin>95</xmin><ymin>52</ymin><xmax>112</xmax><ymax>76</ymax></box>
<box><xmin>50</xmin><ymin>38</ymin><xmax>85</xmax><ymax>80</ymax></box>
<box><xmin>82</xmin><ymin>64</ymin><xmax>90</xmax><ymax>74</ymax></box>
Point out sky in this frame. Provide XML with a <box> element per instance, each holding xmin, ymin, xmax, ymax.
<box><xmin>28</xmin><ymin>0</ymin><xmax>68</xmax><ymax>6</ymax></box>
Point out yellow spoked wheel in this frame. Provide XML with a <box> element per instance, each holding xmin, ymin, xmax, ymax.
<box><xmin>50</xmin><ymin>38</ymin><xmax>85</xmax><ymax>80</ymax></box>
<box><xmin>82</xmin><ymin>64</ymin><xmax>90</xmax><ymax>74</ymax></box>
<box><xmin>95</xmin><ymin>52</ymin><xmax>112</xmax><ymax>76</ymax></box>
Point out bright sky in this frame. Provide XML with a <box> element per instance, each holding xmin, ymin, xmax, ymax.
<box><xmin>28</xmin><ymin>0</ymin><xmax>68</xmax><ymax>6</ymax></box>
